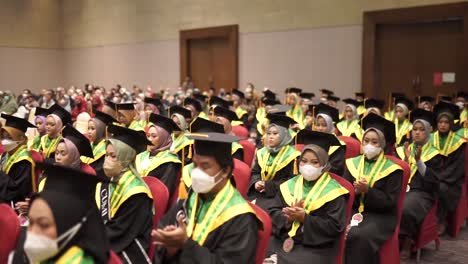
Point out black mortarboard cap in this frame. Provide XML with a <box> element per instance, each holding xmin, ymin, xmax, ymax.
<box><xmin>410</xmin><ymin>109</ymin><xmax>434</xmax><ymax>125</ymax></box>
<box><xmin>94</xmin><ymin>111</ymin><xmax>117</xmax><ymax>126</ymax></box>
<box><xmin>266</xmin><ymin>104</ymin><xmax>291</xmax><ymax>115</ymax></box>
<box><xmin>456</xmin><ymin>91</ymin><xmax>467</xmax><ymax>100</ymax></box>
<box><xmin>232</xmin><ymin>89</ymin><xmax>245</xmax><ymax>99</ymax></box>
<box><xmin>48</xmin><ymin>104</ymin><xmax>72</xmax><ymax>125</ymax></box>
<box><xmin>320</xmin><ymin>89</ymin><xmax>334</xmax><ymax>96</ymax></box>
<box><xmin>35</xmin><ymin>107</ymin><xmax>49</xmax><ymax>117</ymax></box>
<box><xmin>316</xmin><ymin>103</ymin><xmax>339</xmax><ymax>123</ymax></box>
<box><xmin>327</xmin><ymin>95</ymin><xmax>340</xmax><ymax>103</ymax></box>
<box><xmin>262</xmin><ymin>97</ymin><xmax>278</xmax><ymax>106</ymax></box>
<box><xmin>416</xmin><ymin>96</ymin><xmax>435</xmax><ymax>104</ymax></box>
<box><xmin>116</xmin><ymin>103</ymin><xmax>135</xmax><ymax>111</ymax></box>
<box><xmin>168</xmin><ymin>105</ymin><xmax>192</xmax><ymax>119</ymax></box>
<box><xmin>343</xmin><ymin>98</ymin><xmax>359</xmax><ymax>108</ymax></box>
<box><xmin>61</xmin><ymin>126</ymin><xmax>94</xmax><ymax>158</ymax></box>
<box><xmin>1</xmin><ymin>113</ymin><xmax>36</xmax><ymax>133</ymax></box>
<box><xmin>267</xmin><ymin>113</ymin><xmax>296</xmax><ymax>128</ymax></box>
<box><xmin>395</xmin><ymin>96</ymin><xmax>414</xmax><ymax>110</ymax></box>
<box><xmin>296</xmin><ymin>130</ymin><xmax>341</xmax><ymax>152</ymax></box>
<box><xmin>362</xmin><ymin>113</ymin><xmax>396</xmax><ymax>143</ymax></box>
<box><xmin>285</xmin><ymin>87</ymin><xmax>302</xmax><ymax>94</ymax></box>
<box><xmin>149</xmin><ymin>113</ymin><xmax>181</xmax><ymax>134</ymax></box>
<box><xmin>144</xmin><ymin>97</ymin><xmax>162</xmax><ymax>107</ymax></box>
<box><xmin>186</xmin><ymin>132</ymin><xmax>242</xmax><ymax>161</ymax></box>
<box><xmin>184</xmin><ymin>97</ymin><xmax>202</xmax><ymax>112</ymax></box>
<box><xmin>208</xmin><ymin>96</ymin><xmax>233</xmax><ymax>109</ymax></box>
<box><xmin>355</xmin><ymin>92</ymin><xmax>365</xmax><ymax>97</ymax></box>
<box><xmin>193</xmin><ymin>94</ymin><xmax>208</xmax><ymax>103</ymax></box>
<box><xmin>433</xmin><ymin>101</ymin><xmax>460</xmax><ymax>121</ymax></box>
<box><xmin>300</xmin><ymin>92</ymin><xmax>315</xmax><ymax>100</ymax></box>
<box><xmin>439</xmin><ymin>96</ymin><xmax>453</xmax><ymax>102</ymax></box>
<box><xmin>189</xmin><ymin>117</ymin><xmax>224</xmax><ymax>133</ymax></box>
<box><xmin>107</xmin><ymin>124</ymin><xmax>150</xmax><ymax>153</ymax></box>
<box><xmin>391</xmin><ymin>92</ymin><xmax>405</xmax><ymax>98</ymax></box>
<box><xmin>364</xmin><ymin>98</ymin><xmax>385</xmax><ymax>110</ymax></box>
<box><xmin>213</xmin><ymin>106</ymin><xmax>239</xmax><ymax>122</ymax></box>
<box><xmin>263</xmin><ymin>90</ymin><xmax>276</xmax><ymax>99</ymax></box>
<box><xmin>104</xmin><ymin>100</ymin><xmax>117</xmax><ymax>110</ymax></box>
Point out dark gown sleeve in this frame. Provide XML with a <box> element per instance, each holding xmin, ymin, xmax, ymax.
<box><xmin>159</xmin><ymin>201</ymin><xmax>258</xmax><ymax>264</ymax></box>
<box><xmin>329</xmin><ymin>146</ymin><xmax>345</xmax><ymax>176</ymax></box>
<box><xmin>0</xmin><ymin>160</ymin><xmax>33</xmax><ymax>203</ymax></box>
<box><xmin>232</xmin><ymin>149</ymin><xmax>244</xmax><ymax>162</ymax></box>
<box><xmin>439</xmin><ymin>144</ymin><xmax>465</xmax><ymax>192</ymax></box>
<box><xmin>419</xmin><ymin>155</ymin><xmax>442</xmax><ymax>194</ymax></box>
<box><xmin>90</xmin><ymin>156</ymin><xmax>105</xmax><ymax>177</ymax></box>
<box><xmin>147</xmin><ymin>163</ymin><xmax>181</xmax><ymax>197</ymax></box>
<box><xmin>247</xmin><ymin>157</ymin><xmax>262</xmax><ymax>198</ymax></box>
<box><xmin>105</xmin><ymin>194</ymin><xmax>153</xmax><ymax>257</ymax></box>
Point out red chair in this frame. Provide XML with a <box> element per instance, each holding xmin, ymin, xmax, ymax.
<box><xmin>249</xmin><ymin>203</ymin><xmax>272</xmax><ymax>264</ymax></box>
<box><xmin>379</xmin><ymin>156</ymin><xmax>410</xmax><ymax>264</ymax></box>
<box><xmin>143</xmin><ymin>177</ymin><xmax>170</xmax><ymax>260</ymax></box>
<box><xmin>108</xmin><ymin>250</ymin><xmax>123</xmax><ymax>264</ymax></box>
<box><xmin>233</xmin><ymin>159</ymin><xmax>251</xmax><ymax>198</ymax></box>
<box><xmin>447</xmin><ymin>145</ymin><xmax>468</xmax><ymax>238</ymax></box>
<box><xmin>338</xmin><ymin>136</ymin><xmax>361</xmax><ymax>159</ymax></box>
<box><xmin>80</xmin><ymin>163</ymin><xmax>96</xmax><ymax>175</ymax></box>
<box><xmin>29</xmin><ymin>150</ymin><xmax>44</xmax><ymax>192</ymax></box>
<box><xmin>232</xmin><ymin>125</ymin><xmax>249</xmax><ymax>138</ymax></box>
<box><xmin>412</xmin><ymin>201</ymin><xmax>440</xmax><ymax>262</ymax></box>
<box><xmin>329</xmin><ymin>173</ymin><xmax>355</xmax><ymax>264</ymax></box>
<box><xmin>0</xmin><ymin>204</ymin><xmax>21</xmax><ymax>264</ymax></box>
<box><xmin>293</xmin><ymin>144</ymin><xmax>304</xmax><ymax>152</ymax></box>
<box><xmin>239</xmin><ymin>139</ymin><xmax>256</xmax><ymax>167</ymax></box>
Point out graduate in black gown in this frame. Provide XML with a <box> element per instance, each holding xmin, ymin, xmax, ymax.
<box><xmin>313</xmin><ymin>103</ymin><xmax>346</xmax><ymax>175</ymax></box>
<box><xmin>97</xmin><ymin>125</ymin><xmax>154</xmax><ymax>263</ymax></box>
<box><xmin>429</xmin><ymin>101</ymin><xmax>465</xmax><ymax>234</ymax></box>
<box><xmin>168</xmin><ymin>105</ymin><xmax>193</xmax><ymax>165</ymax></box>
<box><xmin>396</xmin><ymin>109</ymin><xmax>442</xmax><ymax>259</ymax></box>
<box><xmin>344</xmin><ymin>113</ymin><xmax>403</xmax><ymax>264</ymax></box>
<box><xmin>212</xmin><ymin>106</ymin><xmax>244</xmax><ymax>161</ymax></box>
<box><xmin>248</xmin><ymin>114</ymin><xmax>300</xmax><ymax>211</ymax></box>
<box><xmin>9</xmin><ymin>163</ymin><xmax>110</xmax><ymax>264</ymax></box>
<box><xmin>154</xmin><ymin>132</ymin><xmax>260</xmax><ymax>264</ymax></box>
<box><xmin>135</xmin><ymin>114</ymin><xmax>182</xmax><ymax>197</ymax></box>
<box><xmin>0</xmin><ymin>114</ymin><xmax>36</xmax><ymax>205</ymax></box>
<box><xmin>266</xmin><ymin>131</ymin><xmax>348</xmax><ymax>264</ymax></box>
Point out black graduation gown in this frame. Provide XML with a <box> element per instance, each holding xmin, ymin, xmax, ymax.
<box><xmin>247</xmin><ymin>161</ymin><xmax>295</xmax><ymax>211</ymax></box>
<box><xmin>343</xmin><ymin>168</ymin><xmax>402</xmax><ymax>264</ymax></box>
<box><xmin>0</xmin><ymin>160</ymin><xmax>33</xmax><ymax>204</ymax></box>
<box><xmin>232</xmin><ymin>148</ymin><xmax>244</xmax><ymax>162</ymax></box>
<box><xmin>147</xmin><ymin>162</ymin><xmax>181</xmax><ymax>198</ymax></box>
<box><xmin>329</xmin><ymin>146</ymin><xmax>345</xmax><ymax>176</ymax></box>
<box><xmin>104</xmin><ymin>193</ymin><xmax>153</xmax><ymax>264</ymax></box>
<box><xmin>400</xmin><ymin>155</ymin><xmax>443</xmax><ymax>237</ymax></box>
<box><xmin>156</xmin><ymin>199</ymin><xmax>259</xmax><ymax>264</ymax></box>
<box><xmin>90</xmin><ymin>156</ymin><xmax>104</xmax><ymax>177</ymax></box>
<box><xmin>438</xmin><ymin>143</ymin><xmax>466</xmax><ymax>216</ymax></box>
<box><xmin>267</xmin><ymin>190</ymin><xmax>346</xmax><ymax>264</ymax></box>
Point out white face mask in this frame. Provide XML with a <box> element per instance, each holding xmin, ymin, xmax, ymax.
<box><xmin>1</xmin><ymin>139</ymin><xmax>20</xmax><ymax>152</ymax></box>
<box><xmin>24</xmin><ymin>221</ymin><xmax>83</xmax><ymax>263</ymax></box>
<box><xmin>455</xmin><ymin>101</ymin><xmax>464</xmax><ymax>110</ymax></box>
<box><xmin>191</xmin><ymin>167</ymin><xmax>224</xmax><ymax>194</ymax></box>
<box><xmin>363</xmin><ymin>144</ymin><xmax>382</xmax><ymax>160</ymax></box>
<box><xmin>299</xmin><ymin>164</ymin><xmax>323</xmax><ymax>181</ymax></box>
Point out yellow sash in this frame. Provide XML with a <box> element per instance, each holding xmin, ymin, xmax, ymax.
<box><xmin>135</xmin><ymin>150</ymin><xmax>181</xmax><ymax>177</ymax></box>
<box><xmin>256</xmin><ymin>145</ymin><xmax>300</xmax><ymax>181</ymax></box>
<box><xmin>431</xmin><ymin>131</ymin><xmax>464</xmax><ymax>156</ymax></box>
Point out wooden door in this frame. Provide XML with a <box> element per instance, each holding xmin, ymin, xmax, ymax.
<box><xmin>180</xmin><ymin>25</ymin><xmax>238</xmax><ymax>93</ymax></box>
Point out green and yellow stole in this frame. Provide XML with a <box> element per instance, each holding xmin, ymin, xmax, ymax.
<box><xmin>231</xmin><ymin>107</ymin><xmax>248</xmax><ymax>126</ymax></box>
<box><xmin>81</xmin><ymin>140</ymin><xmax>106</xmax><ymax>165</ymax></box>
<box><xmin>256</xmin><ymin>145</ymin><xmax>300</xmax><ymax>181</ymax></box>
<box><xmin>186</xmin><ymin>181</ymin><xmax>255</xmax><ymax>245</ymax></box>
<box><xmin>37</xmin><ymin>135</ymin><xmax>62</xmax><ymax>158</ymax></box>
<box><xmin>456</xmin><ymin>127</ymin><xmax>468</xmax><ymax>138</ymax></box>
<box><xmin>395</xmin><ymin>119</ymin><xmax>412</xmax><ymax>145</ymax></box>
<box><xmin>460</xmin><ymin>108</ymin><xmax>467</xmax><ymax>123</ymax></box>
<box><xmin>42</xmin><ymin>246</ymin><xmax>94</xmax><ymax>264</ymax></box>
<box><xmin>396</xmin><ymin>142</ymin><xmax>439</xmax><ymax>183</ymax></box>
<box><xmin>337</xmin><ymin>119</ymin><xmax>361</xmax><ymax>137</ymax></box>
<box><xmin>232</xmin><ymin>141</ymin><xmax>243</xmax><ymax>156</ymax></box>
<box><xmin>345</xmin><ymin>153</ymin><xmax>401</xmax><ymax>213</ymax></box>
<box><xmin>256</xmin><ymin>107</ymin><xmax>267</xmax><ymax>136</ymax></box>
<box><xmin>128</xmin><ymin>120</ymin><xmax>146</xmax><ymax>131</ymax></box>
<box><xmin>198</xmin><ymin>112</ymin><xmax>209</xmax><ymax>120</ymax></box>
<box><xmin>135</xmin><ymin>150</ymin><xmax>181</xmax><ymax>177</ymax></box>
<box><xmin>1</xmin><ymin>145</ymin><xmax>36</xmax><ymax>192</ymax></box>
<box><xmin>384</xmin><ymin>110</ymin><xmax>395</xmax><ymax>122</ymax></box>
<box><xmin>95</xmin><ymin>170</ymin><xmax>152</xmax><ymax>218</ymax></box>
<box><xmin>357</xmin><ymin>105</ymin><xmax>366</xmax><ymax>116</ymax></box>
<box><xmin>430</xmin><ymin>131</ymin><xmax>465</xmax><ymax>156</ymax></box>
<box><xmin>280</xmin><ymin>173</ymin><xmax>348</xmax><ymax>237</ymax></box>
<box><xmin>286</xmin><ymin>105</ymin><xmax>305</xmax><ymax>129</ymax></box>
<box><xmin>171</xmin><ymin>133</ymin><xmax>193</xmax><ymax>156</ymax></box>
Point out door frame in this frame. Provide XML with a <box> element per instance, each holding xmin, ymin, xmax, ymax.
<box><xmin>362</xmin><ymin>2</ymin><xmax>468</xmax><ymax>98</ymax></box>
<box><xmin>180</xmin><ymin>25</ymin><xmax>239</xmax><ymax>91</ymax></box>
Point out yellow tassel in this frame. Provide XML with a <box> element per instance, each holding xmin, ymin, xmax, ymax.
<box><xmin>293</xmin><ymin>158</ymin><xmax>298</xmax><ymax>175</ymax></box>
<box><xmin>181</xmin><ymin>145</ymin><xmax>185</xmax><ymax>169</ymax></box>
<box><xmin>188</xmin><ymin>144</ymin><xmax>192</xmax><ymax>159</ymax></box>
<box><xmin>178</xmin><ymin>181</ymin><xmax>188</xmax><ymax>200</ymax></box>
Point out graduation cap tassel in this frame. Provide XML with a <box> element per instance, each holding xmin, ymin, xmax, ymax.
<box><xmin>293</xmin><ymin>157</ymin><xmax>299</xmax><ymax>175</ymax></box>
<box><xmin>406</xmin><ymin>111</ymin><xmax>412</xmax><ymax>138</ymax></box>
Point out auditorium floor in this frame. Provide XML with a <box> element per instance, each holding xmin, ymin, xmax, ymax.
<box><xmin>402</xmin><ymin>225</ymin><xmax>468</xmax><ymax>264</ymax></box>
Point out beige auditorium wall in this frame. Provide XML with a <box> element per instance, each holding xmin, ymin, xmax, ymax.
<box><xmin>0</xmin><ymin>0</ymin><xmax>63</xmax><ymax>94</ymax></box>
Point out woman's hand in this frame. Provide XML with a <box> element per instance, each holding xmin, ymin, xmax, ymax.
<box><xmin>255</xmin><ymin>181</ymin><xmax>265</xmax><ymax>193</ymax></box>
<box><xmin>282</xmin><ymin>199</ymin><xmax>305</xmax><ymax>223</ymax></box>
<box><xmin>403</xmin><ymin>142</ymin><xmax>411</xmax><ymax>162</ymax></box>
<box><xmin>353</xmin><ymin>178</ymin><xmax>369</xmax><ymax>194</ymax></box>
<box><xmin>15</xmin><ymin>198</ymin><xmax>30</xmax><ymax>215</ymax></box>
<box><xmin>414</xmin><ymin>145</ymin><xmax>422</xmax><ymax>161</ymax></box>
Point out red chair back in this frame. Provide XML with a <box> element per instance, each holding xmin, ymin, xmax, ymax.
<box><xmin>412</xmin><ymin>201</ymin><xmax>440</xmax><ymax>262</ymax></box>
<box><xmin>293</xmin><ymin>144</ymin><xmax>304</xmax><ymax>152</ymax></box>
<box><xmin>233</xmin><ymin>159</ymin><xmax>251</xmax><ymax>198</ymax></box>
<box><xmin>249</xmin><ymin>203</ymin><xmax>272</xmax><ymax>264</ymax></box>
<box><xmin>232</xmin><ymin>125</ymin><xmax>249</xmax><ymax>138</ymax></box>
<box><xmin>379</xmin><ymin>156</ymin><xmax>410</xmax><ymax>263</ymax></box>
<box><xmin>29</xmin><ymin>150</ymin><xmax>44</xmax><ymax>191</ymax></box>
<box><xmin>0</xmin><ymin>204</ymin><xmax>21</xmax><ymax>263</ymax></box>
<box><xmin>80</xmin><ymin>163</ymin><xmax>96</xmax><ymax>175</ymax></box>
<box><xmin>329</xmin><ymin>173</ymin><xmax>354</xmax><ymax>264</ymax></box>
<box><xmin>108</xmin><ymin>250</ymin><xmax>123</xmax><ymax>264</ymax></box>
<box><xmin>239</xmin><ymin>139</ymin><xmax>255</xmax><ymax>167</ymax></box>
<box><xmin>338</xmin><ymin>136</ymin><xmax>361</xmax><ymax>159</ymax></box>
